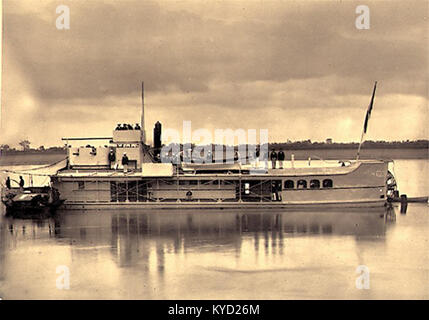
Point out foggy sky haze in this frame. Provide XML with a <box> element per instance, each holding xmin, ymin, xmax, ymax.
<box><xmin>1</xmin><ymin>0</ymin><xmax>428</xmax><ymax>148</ymax></box>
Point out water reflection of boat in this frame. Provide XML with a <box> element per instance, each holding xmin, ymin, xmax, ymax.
<box><xmin>54</xmin><ymin>207</ymin><xmax>395</xmax><ymax>240</ymax></box>
<box><xmin>43</xmin><ymin>208</ymin><xmax>393</xmax><ymax>268</ymax></box>
<box><xmin>0</xmin><ymin>207</ymin><xmax>396</xmax><ymax>273</ymax></box>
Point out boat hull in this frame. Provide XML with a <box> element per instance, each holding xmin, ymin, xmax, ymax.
<box><xmin>52</xmin><ymin>160</ymin><xmax>391</xmax><ymax>210</ymax></box>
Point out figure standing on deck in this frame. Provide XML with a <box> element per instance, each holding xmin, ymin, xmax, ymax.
<box><xmin>108</xmin><ymin>149</ymin><xmax>116</xmax><ymax>169</ymax></box>
<box><xmin>234</xmin><ymin>150</ymin><xmax>241</xmax><ymax>165</ymax></box>
<box><xmin>270</xmin><ymin>150</ymin><xmax>278</xmax><ymax>169</ymax></box>
<box><xmin>254</xmin><ymin>148</ymin><xmax>260</xmax><ymax>167</ymax></box>
<box><xmin>122</xmin><ymin>153</ymin><xmax>129</xmax><ymax>173</ymax></box>
<box><xmin>19</xmin><ymin>176</ymin><xmax>25</xmax><ymax>191</ymax></box>
<box><xmin>278</xmin><ymin>150</ymin><xmax>285</xmax><ymax>169</ymax></box>
<box><xmin>5</xmin><ymin>177</ymin><xmax>11</xmax><ymax>189</ymax></box>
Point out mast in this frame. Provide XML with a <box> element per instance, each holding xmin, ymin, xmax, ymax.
<box><xmin>141</xmin><ymin>81</ymin><xmax>146</xmax><ymax>143</ymax></box>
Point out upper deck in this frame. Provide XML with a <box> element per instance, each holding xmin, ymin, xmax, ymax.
<box><xmin>55</xmin><ymin>159</ymin><xmax>387</xmax><ymax>179</ymax></box>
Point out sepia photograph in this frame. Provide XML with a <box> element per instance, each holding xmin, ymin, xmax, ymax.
<box><xmin>0</xmin><ymin>0</ymin><xmax>427</xmax><ymax>307</ymax></box>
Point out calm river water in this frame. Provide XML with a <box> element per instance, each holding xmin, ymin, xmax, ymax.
<box><xmin>0</xmin><ymin>159</ymin><xmax>427</xmax><ymax>299</ymax></box>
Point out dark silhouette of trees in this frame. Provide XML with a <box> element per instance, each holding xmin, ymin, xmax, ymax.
<box><xmin>19</xmin><ymin>140</ymin><xmax>31</xmax><ymax>151</ymax></box>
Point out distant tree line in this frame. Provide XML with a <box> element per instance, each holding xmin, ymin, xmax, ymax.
<box><xmin>163</xmin><ymin>140</ymin><xmax>428</xmax><ymax>151</ymax></box>
<box><xmin>0</xmin><ymin>140</ymin><xmax>67</xmax><ymax>155</ymax></box>
<box><xmin>0</xmin><ymin>139</ymin><xmax>427</xmax><ymax>156</ymax></box>
<box><xmin>268</xmin><ymin>140</ymin><xmax>429</xmax><ymax>150</ymax></box>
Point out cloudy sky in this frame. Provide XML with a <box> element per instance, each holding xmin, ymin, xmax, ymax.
<box><xmin>1</xmin><ymin>0</ymin><xmax>427</xmax><ymax>148</ymax></box>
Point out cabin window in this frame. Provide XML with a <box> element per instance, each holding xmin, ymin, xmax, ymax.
<box><xmin>297</xmin><ymin>180</ymin><xmax>307</xmax><ymax>189</ymax></box>
<box><xmin>284</xmin><ymin>180</ymin><xmax>294</xmax><ymax>189</ymax></box>
<box><xmin>323</xmin><ymin>179</ymin><xmax>333</xmax><ymax>188</ymax></box>
<box><xmin>189</xmin><ymin>180</ymin><xmax>198</xmax><ymax>185</ymax></box>
<box><xmin>110</xmin><ymin>180</ymin><xmax>146</xmax><ymax>202</ymax></box>
<box><xmin>137</xmin><ymin>181</ymin><xmax>148</xmax><ymax>201</ymax></box>
<box><xmin>179</xmin><ymin>180</ymin><xmax>188</xmax><ymax>185</ymax></box>
<box><xmin>163</xmin><ymin>180</ymin><xmax>175</xmax><ymax>185</ymax></box>
<box><xmin>117</xmin><ymin>183</ymin><xmax>127</xmax><ymax>202</ymax></box>
<box><xmin>110</xmin><ymin>182</ymin><xmax>117</xmax><ymax>202</ymax></box>
<box><xmin>127</xmin><ymin>181</ymin><xmax>137</xmax><ymax>202</ymax></box>
<box><xmin>310</xmin><ymin>180</ymin><xmax>320</xmax><ymax>189</ymax></box>
<box><xmin>78</xmin><ymin>181</ymin><xmax>85</xmax><ymax>190</ymax></box>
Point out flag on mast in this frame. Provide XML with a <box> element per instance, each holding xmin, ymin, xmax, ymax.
<box><xmin>356</xmin><ymin>81</ymin><xmax>377</xmax><ymax>160</ymax></box>
<box><xmin>363</xmin><ymin>81</ymin><xmax>377</xmax><ymax>134</ymax></box>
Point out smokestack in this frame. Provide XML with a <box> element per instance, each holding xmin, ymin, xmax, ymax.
<box><xmin>154</xmin><ymin>121</ymin><xmax>162</xmax><ymax>149</ymax></box>
<box><xmin>141</xmin><ymin>81</ymin><xmax>146</xmax><ymax>143</ymax></box>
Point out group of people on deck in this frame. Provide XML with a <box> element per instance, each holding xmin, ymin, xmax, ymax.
<box><xmin>115</xmin><ymin>123</ymin><xmax>141</xmax><ymax>130</ymax></box>
<box><xmin>4</xmin><ymin>176</ymin><xmax>25</xmax><ymax>191</ymax></box>
<box><xmin>254</xmin><ymin>149</ymin><xmax>286</xmax><ymax>169</ymax></box>
<box><xmin>108</xmin><ymin>149</ymin><xmax>129</xmax><ymax>173</ymax></box>
<box><xmin>269</xmin><ymin>150</ymin><xmax>286</xmax><ymax>169</ymax></box>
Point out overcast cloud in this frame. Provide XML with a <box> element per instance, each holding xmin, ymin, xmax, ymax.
<box><xmin>1</xmin><ymin>0</ymin><xmax>427</xmax><ymax>147</ymax></box>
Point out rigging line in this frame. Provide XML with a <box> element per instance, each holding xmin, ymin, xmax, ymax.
<box><xmin>0</xmin><ymin>157</ymin><xmax>68</xmax><ymax>176</ymax></box>
<box><xmin>0</xmin><ymin>170</ymin><xmax>53</xmax><ymax>177</ymax></box>
<box><xmin>9</xmin><ymin>157</ymin><xmax>69</xmax><ymax>172</ymax></box>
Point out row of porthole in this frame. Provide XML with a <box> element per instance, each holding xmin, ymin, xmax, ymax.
<box><xmin>284</xmin><ymin>179</ymin><xmax>333</xmax><ymax>189</ymax></box>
